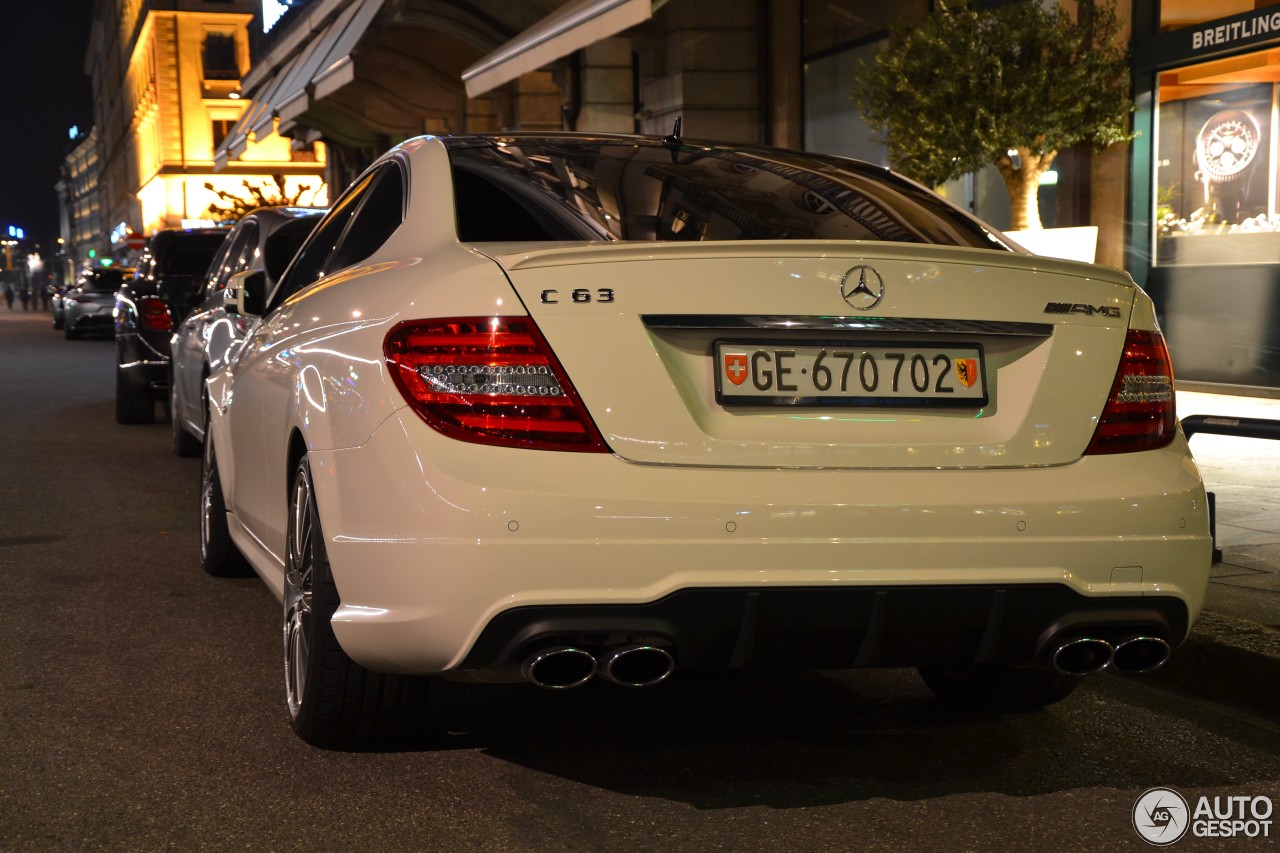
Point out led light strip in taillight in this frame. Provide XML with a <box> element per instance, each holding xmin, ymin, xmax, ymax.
<box><xmin>384</xmin><ymin>317</ymin><xmax>608</xmax><ymax>452</ymax></box>
<box><xmin>1085</xmin><ymin>329</ymin><xmax>1177</xmax><ymax>455</ymax></box>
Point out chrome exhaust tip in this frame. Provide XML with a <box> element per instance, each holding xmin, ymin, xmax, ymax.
<box><xmin>1051</xmin><ymin>636</ymin><xmax>1114</xmax><ymax>675</ymax></box>
<box><xmin>598</xmin><ymin>645</ymin><xmax>675</xmax><ymax>688</ymax></box>
<box><xmin>521</xmin><ymin>646</ymin><xmax>597</xmax><ymax>689</ymax></box>
<box><xmin>1112</xmin><ymin>636</ymin><xmax>1172</xmax><ymax>674</ymax></box>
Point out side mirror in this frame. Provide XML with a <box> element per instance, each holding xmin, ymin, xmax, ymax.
<box><xmin>225</xmin><ymin>269</ymin><xmax>267</xmax><ymax>317</ymax></box>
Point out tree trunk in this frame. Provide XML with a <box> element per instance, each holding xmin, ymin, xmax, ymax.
<box><xmin>995</xmin><ymin>147</ymin><xmax>1057</xmax><ymax>231</ymax></box>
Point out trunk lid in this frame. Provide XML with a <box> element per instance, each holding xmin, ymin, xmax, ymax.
<box><xmin>485</xmin><ymin>240</ymin><xmax>1136</xmax><ymax>469</ymax></box>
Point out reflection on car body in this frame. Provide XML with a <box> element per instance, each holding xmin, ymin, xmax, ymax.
<box><xmin>169</xmin><ymin>206</ymin><xmax>325</xmax><ymax>457</ymax></box>
<box><xmin>199</xmin><ymin>132</ymin><xmax>1212</xmax><ymax>747</ymax></box>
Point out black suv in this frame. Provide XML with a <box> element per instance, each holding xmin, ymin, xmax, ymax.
<box><xmin>114</xmin><ymin>228</ymin><xmax>228</xmax><ymax>424</ymax></box>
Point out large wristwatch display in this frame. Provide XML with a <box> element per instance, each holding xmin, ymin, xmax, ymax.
<box><xmin>1195</xmin><ymin>109</ymin><xmax>1263</xmax><ymax>222</ymax></box>
<box><xmin>1197</xmin><ymin>109</ymin><xmax>1261</xmax><ymax>180</ymax></box>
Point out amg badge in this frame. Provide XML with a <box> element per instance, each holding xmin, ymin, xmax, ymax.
<box><xmin>1044</xmin><ymin>302</ymin><xmax>1121</xmax><ymax>318</ymax></box>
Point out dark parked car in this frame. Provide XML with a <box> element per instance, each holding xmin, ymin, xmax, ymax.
<box><xmin>60</xmin><ymin>267</ymin><xmax>133</xmax><ymax>339</ymax></box>
<box><xmin>114</xmin><ymin>228</ymin><xmax>229</xmax><ymax>424</ymax></box>
<box><xmin>170</xmin><ymin>207</ymin><xmax>324</xmax><ymax>455</ymax></box>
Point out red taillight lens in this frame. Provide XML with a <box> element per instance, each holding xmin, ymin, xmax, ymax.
<box><xmin>1085</xmin><ymin>329</ymin><xmax>1177</xmax><ymax>455</ymax></box>
<box><xmin>139</xmin><ymin>296</ymin><xmax>173</xmax><ymax>331</ymax></box>
<box><xmin>384</xmin><ymin>317</ymin><xmax>608</xmax><ymax>452</ymax></box>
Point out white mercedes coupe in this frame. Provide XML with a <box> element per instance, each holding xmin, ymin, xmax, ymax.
<box><xmin>201</xmin><ymin>132</ymin><xmax>1212</xmax><ymax>747</ymax></box>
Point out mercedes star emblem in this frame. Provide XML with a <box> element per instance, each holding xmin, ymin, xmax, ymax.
<box><xmin>840</xmin><ymin>265</ymin><xmax>885</xmax><ymax>311</ymax></box>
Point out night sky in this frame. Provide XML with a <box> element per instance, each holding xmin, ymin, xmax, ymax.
<box><xmin>1</xmin><ymin>1</ymin><xmax>96</xmax><ymax>252</ymax></box>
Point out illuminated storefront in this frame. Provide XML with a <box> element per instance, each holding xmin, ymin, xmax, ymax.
<box><xmin>86</xmin><ymin>1</ymin><xmax>329</xmax><ymax>261</ymax></box>
<box><xmin>1133</xmin><ymin>0</ymin><xmax>1280</xmax><ymax>387</ymax></box>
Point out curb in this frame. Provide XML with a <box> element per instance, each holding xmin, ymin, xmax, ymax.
<box><xmin>1147</xmin><ymin>611</ymin><xmax>1280</xmax><ymax>717</ymax></box>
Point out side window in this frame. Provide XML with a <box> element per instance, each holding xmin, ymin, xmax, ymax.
<box><xmin>272</xmin><ymin>171</ymin><xmax>377</xmax><ymax>304</ymax></box>
<box><xmin>202</xmin><ymin>235</ymin><xmax>236</xmax><ymax>296</ymax></box>
<box><xmin>325</xmin><ymin>164</ymin><xmax>404</xmax><ymax>273</ymax></box>
<box><xmin>230</xmin><ymin>221</ymin><xmax>260</xmax><ymax>279</ymax></box>
<box><xmin>208</xmin><ymin>223</ymin><xmax>256</xmax><ymax>294</ymax></box>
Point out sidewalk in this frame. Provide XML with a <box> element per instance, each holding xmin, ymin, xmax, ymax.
<box><xmin>1151</xmin><ymin>389</ymin><xmax>1280</xmax><ymax>716</ymax></box>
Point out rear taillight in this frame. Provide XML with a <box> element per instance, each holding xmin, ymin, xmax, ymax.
<box><xmin>384</xmin><ymin>317</ymin><xmax>608</xmax><ymax>452</ymax></box>
<box><xmin>139</xmin><ymin>296</ymin><xmax>173</xmax><ymax>331</ymax></box>
<box><xmin>1085</xmin><ymin>329</ymin><xmax>1176</xmax><ymax>455</ymax></box>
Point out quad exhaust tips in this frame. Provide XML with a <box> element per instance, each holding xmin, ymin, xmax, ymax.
<box><xmin>521</xmin><ymin>646</ymin><xmax>596</xmax><ymax>689</ymax></box>
<box><xmin>522</xmin><ymin>644</ymin><xmax>676</xmax><ymax>689</ymax></box>
<box><xmin>1052</xmin><ymin>637</ymin><xmax>1115</xmax><ymax>675</ymax></box>
<box><xmin>1112</xmin><ymin>636</ymin><xmax>1172</xmax><ymax>674</ymax></box>
<box><xmin>1050</xmin><ymin>634</ymin><xmax>1173</xmax><ymax>675</ymax></box>
<box><xmin>598</xmin><ymin>645</ymin><xmax>675</xmax><ymax>688</ymax></box>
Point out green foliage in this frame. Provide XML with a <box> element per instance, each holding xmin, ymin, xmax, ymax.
<box><xmin>204</xmin><ymin>174</ymin><xmax>320</xmax><ymax>223</ymax></box>
<box><xmin>853</xmin><ymin>0</ymin><xmax>1134</xmax><ymax>189</ymax></box>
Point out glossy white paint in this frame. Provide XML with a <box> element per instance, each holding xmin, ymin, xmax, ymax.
<box><xmin>312</xmin><ymin>410</ymin><xmax>1209</xmax><ymax>674</ymax></box>
<box><xmin>206</xmin><ymin>135</ymin><xmax>1213</xmax><ymax>677</ymax></box>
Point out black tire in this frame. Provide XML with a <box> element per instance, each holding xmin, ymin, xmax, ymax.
<box><xmin>200</xmin><ymin>430</ymin><xmax>251</xmax><ymax>577</ymax></box>
<box><xmin>115</xmin><ymin>368</ymin><xmax>154</xmax><ymax>424</ymax></box>
<box><xmin>65</xmin><ymin>322</ymin><xmax>81</xmax><ymax>340</ymax></box>
<box><xmin>52</xmin><ymin>314</ymin><xmax>63</xmax><ymax>330</ymax></box>
<box><xmin>171</xmin><ymin>377</ymin><xmax>201</xmax><ymax>457</ymax></box>
<box><xmin>284</xmin><ymin>456</ymin><xmax>431</xmax><ymax>748</ymax></box>
<box><xmin>918</xmin><ymin>664</ymin><xmax>1081</xmax><ymax>712</ymax></box>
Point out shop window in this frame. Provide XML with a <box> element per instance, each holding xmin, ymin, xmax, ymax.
<box><xmin>212</xmin><ymin>119</ymin><xmax>235</xmax><ymax>151</ymax></box>
<box><xmin>1154</xmin><ymin>49</ymin><xmax>1280</xmax><ymax>265</ymax></box>
<box><xmin>203</xmin><ymin>33</ymin><xmax>240</xmax><ymax>81</ymax></box>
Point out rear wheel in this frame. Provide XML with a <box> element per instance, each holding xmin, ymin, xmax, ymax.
<box><xmin>285</xmin><ymin>456</ymin><xmax>431</xmax><ymax>748</ymax></box>
<box><xmin>115</xmin><ymin>368</ymin><xmax>154</xmax><ymax>424</ymax></box>
<box><xmin>65</xmin><ymin>322</ymin><xmax>81</xmax><ymax>340</ymax></box>
<box><xmin>918</xmin><ymin>664</ymin><xmax>1080</xmax><ymax>712</ymax></box>
<box><xmin>200</xmin><ymin>430</ymin><xmax>250</xmax><ymax>577</ymax></box>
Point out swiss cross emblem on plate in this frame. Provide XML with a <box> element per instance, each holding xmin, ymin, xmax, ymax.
<box><xmin>724</xmin><ymin>353</ymin><xmax>749</xmax><ymax>386</ymax></box>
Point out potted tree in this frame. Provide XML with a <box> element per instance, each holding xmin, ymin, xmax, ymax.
<box><xmin>854</xmin><ymin>0</ymin><xmax>1133</xmax><ymax>256</ymax></box>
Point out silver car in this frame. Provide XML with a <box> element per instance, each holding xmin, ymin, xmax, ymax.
<box><xmin>169</xmin><ymin>206</ymin><xmax>325</xmax><ymax>456</ymax></box>
<box><xmin>63</xmin><ymin>267</ymin><xmax>133</xmax><ymax>340</ymax></box>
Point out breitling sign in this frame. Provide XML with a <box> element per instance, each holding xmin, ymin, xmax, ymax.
<box><xmin>1190</xmin><ymin>10</ymin><xmax>1280</xmax><ymax>54</ymax></box>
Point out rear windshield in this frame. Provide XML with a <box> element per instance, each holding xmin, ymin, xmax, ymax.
<box><xmin>447</xmin><ymin>137</ymin><xmax>1008</xmax><ymax>250</ymax></box>
<box><xmin>160</xmin><ymin>235</ymin><xmax>228</xmax><ymax>277</ymax></box>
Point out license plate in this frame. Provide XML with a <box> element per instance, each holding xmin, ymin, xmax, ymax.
<box><xmin>715</xmin><ymin>341</ymin><xmax>987</xmax><ymax>407</ymax></box>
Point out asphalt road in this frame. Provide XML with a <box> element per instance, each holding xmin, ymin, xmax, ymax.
<box><xmin>2</xmin><ymin>307</ymin><xmax>1278</xmax><ymax>852</ymax></box>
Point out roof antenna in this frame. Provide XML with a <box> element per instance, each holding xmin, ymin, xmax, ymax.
<box><xmin>661</xmin><ymin>116</ymin><xmax>683</xmax><ymax>149</ymax></box>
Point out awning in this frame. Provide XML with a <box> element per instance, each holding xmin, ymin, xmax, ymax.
<box><xmin>282</xmin><ymin>0</ymin><xmax>386</xmax><ymax>119</ymax></box>
<box><xmin>213</xmin><ymin>0</ymin><xmax>385</xmax><ymax>167</ymax></box>
<box><xmin>461</xmin><ymin>0</ymin><xmax>653</xmax><ymax>99</ymax></box>
<box><xmin>213</xmin><ymin>96</ymin><xmax>273</xmax><ymax>170</ymax></box>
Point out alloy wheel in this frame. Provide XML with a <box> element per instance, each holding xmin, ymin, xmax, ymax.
<box><xmin>199</xmin><ymin>437</ymin><xmax>216</xmax><ymax>563</ymax></box>
<box><xmin>284</xmin><ymin>468</ymin><xmax>315</xmax><ymax>720</ymax></box>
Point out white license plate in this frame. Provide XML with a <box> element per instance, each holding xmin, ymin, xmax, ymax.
<box><xmin>715</xmin><ymin>341</ymin><xmax>987</xmax><ymax>407</ymax></box>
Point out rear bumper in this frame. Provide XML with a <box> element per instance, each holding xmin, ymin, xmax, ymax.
<box><xmin>459</xmin><ymin>584</ymin><xmax>1189</xmax><ymax>672</ymax></box>
<box><xmin>116</xmin><ymin>330</ymin><xmax>170</xmax><ymax>393</ymax></box>
<box><xmin>310</xmin><ymin>412</ymin><xmax>1213</xmax><ymax>676</ymax></box>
